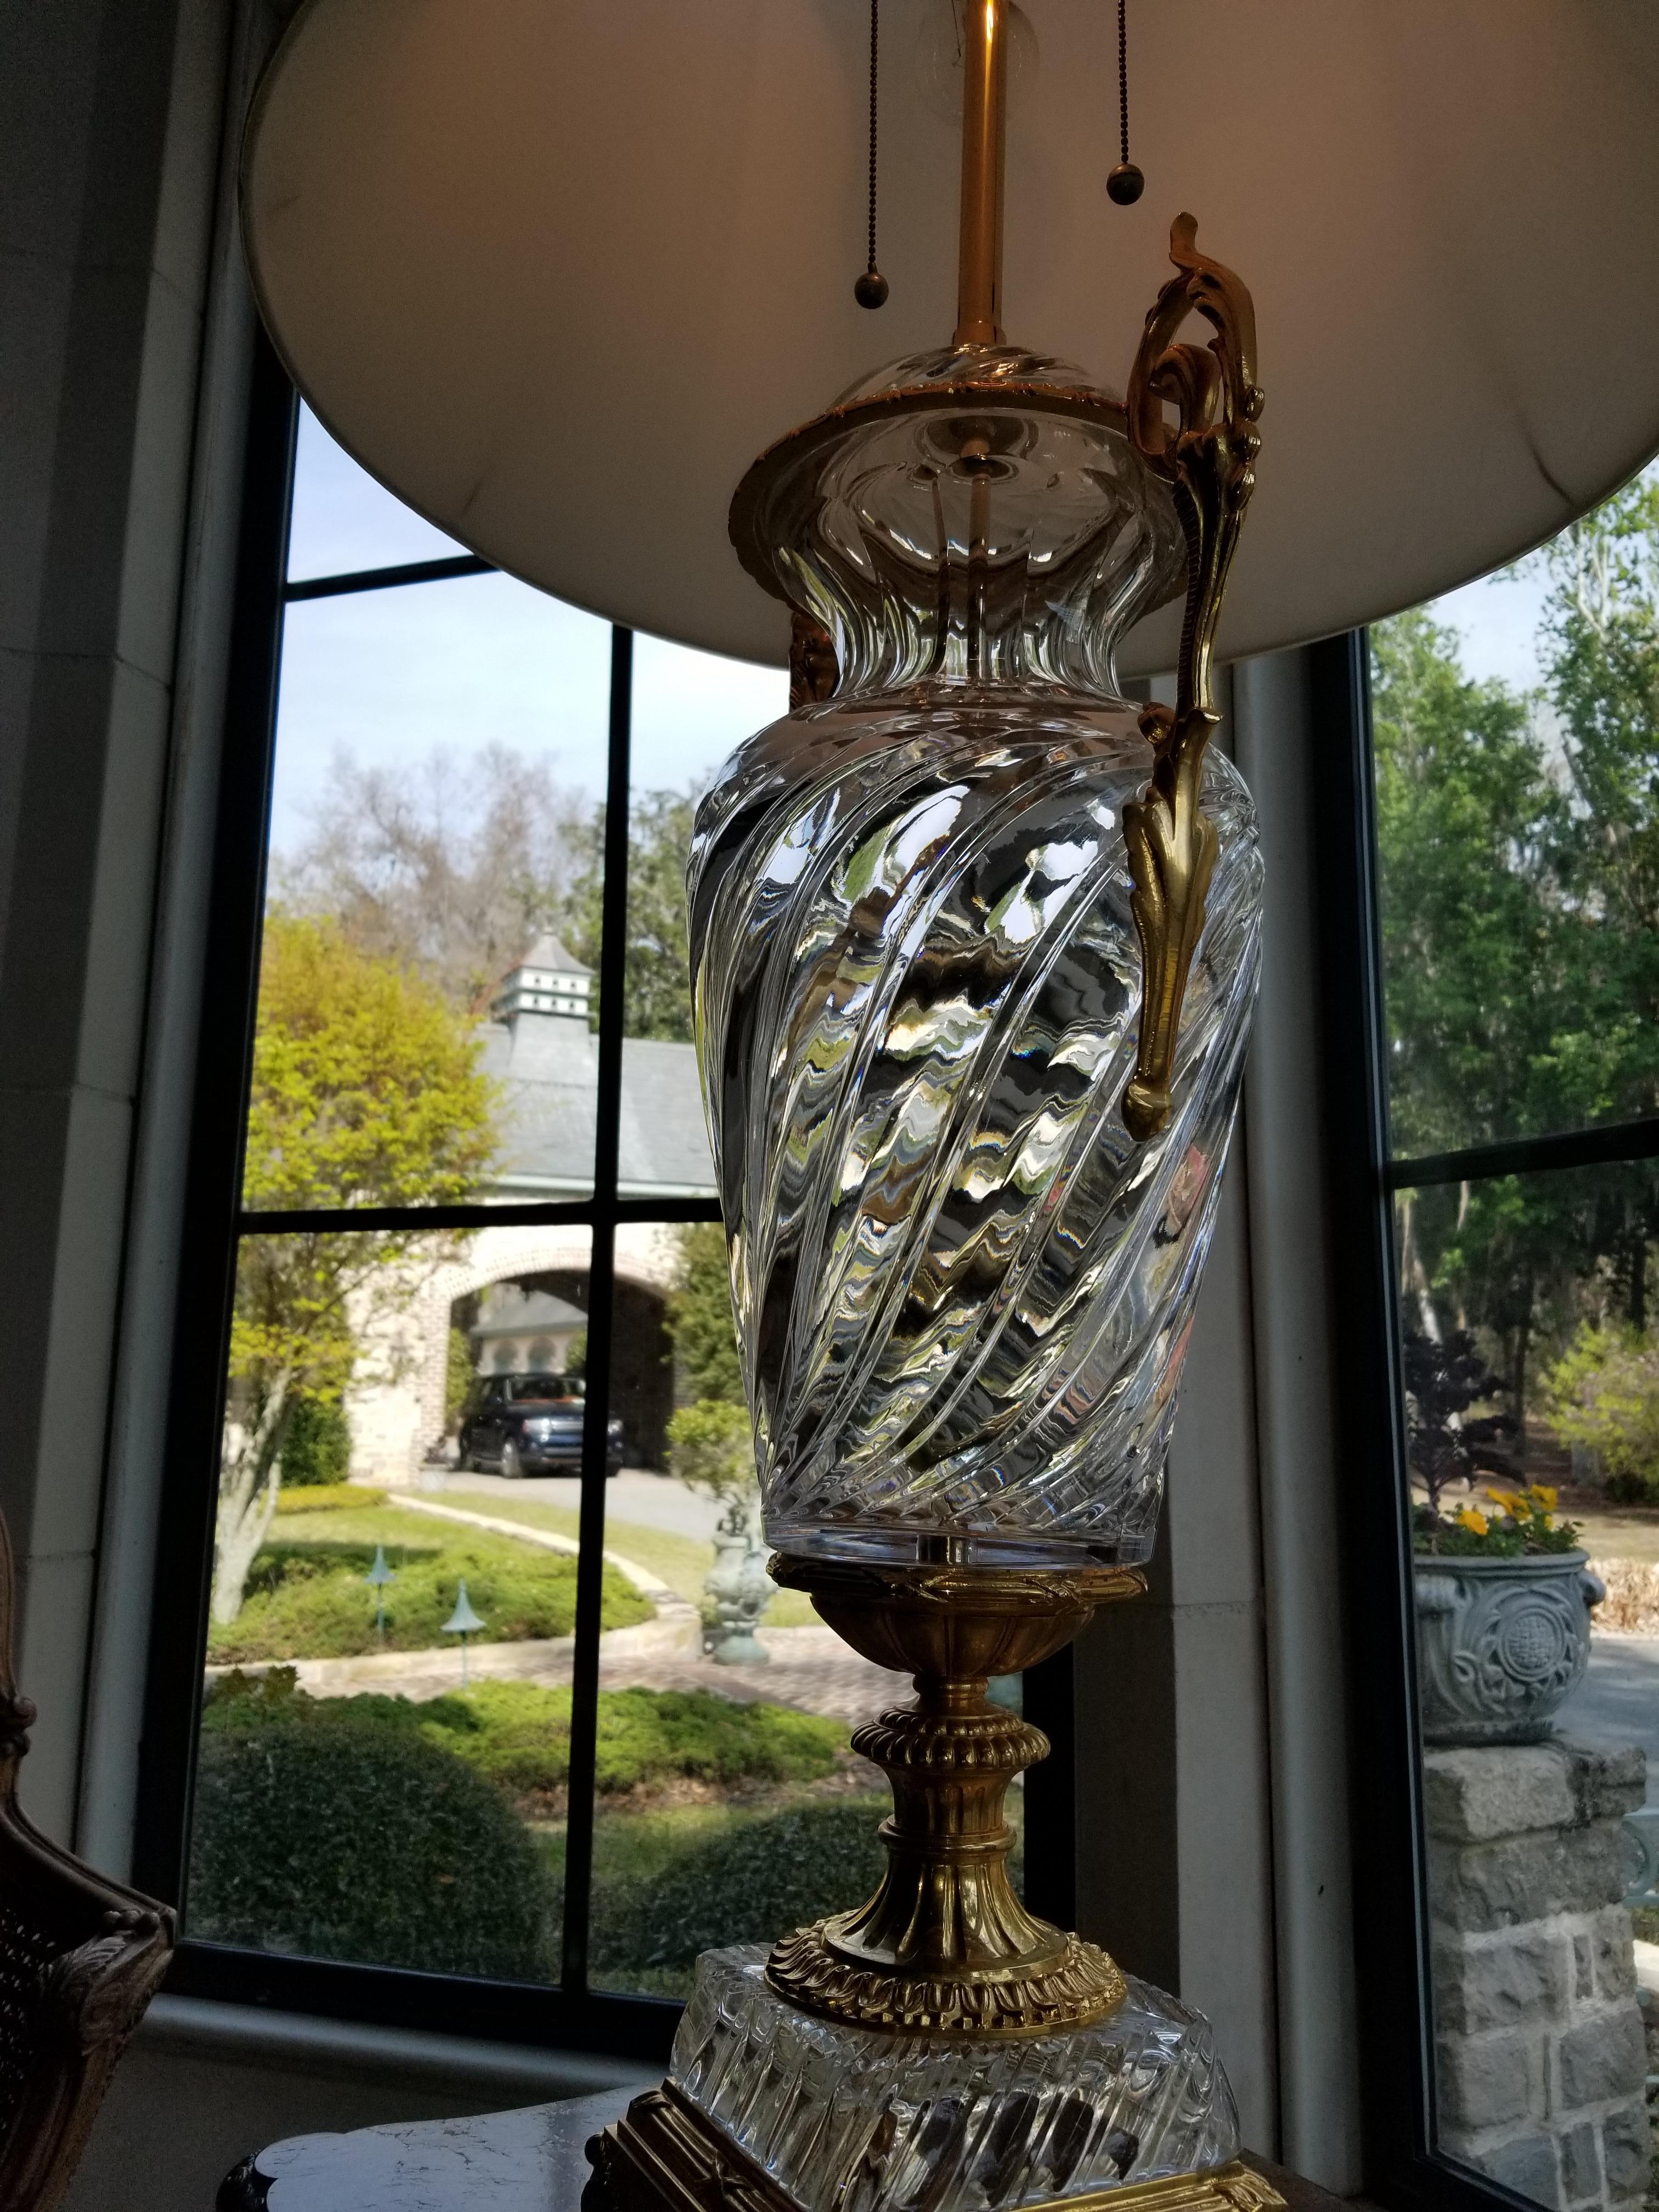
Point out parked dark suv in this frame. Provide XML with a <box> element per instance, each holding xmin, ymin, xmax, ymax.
<box><xmin>456</xmin><ymin>1374</ymin><xmax>624</xmax><ymax>1477</ymax></box>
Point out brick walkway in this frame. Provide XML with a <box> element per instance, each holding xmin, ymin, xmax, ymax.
<box><xmin>227</xmin><ymin>1595</ymin><xmax>910</xmax><ymax>1726</ymax></box>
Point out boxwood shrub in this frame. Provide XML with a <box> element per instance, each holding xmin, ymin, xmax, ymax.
<box><xmin>190</xmin><ymin>1674</ymin><xmax>549</xmax><ymax>1979</ymax></box>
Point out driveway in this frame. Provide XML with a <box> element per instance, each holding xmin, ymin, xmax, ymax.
<box><xmin>425</xmin><ymin>1464</ymin><xmax>722</xmax><ymax>1539</ymax></box>
<box><xmin>1556</xmin><ymin>1631</ymin><xmax>1659</xmax><ymax>1803</ymax></box>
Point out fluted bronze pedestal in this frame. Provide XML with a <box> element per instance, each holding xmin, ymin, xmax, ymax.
<box><xmin>763</xmin><ymin>1554</ymin><xmax>1137</xmax><ymax>2035</ymax></box>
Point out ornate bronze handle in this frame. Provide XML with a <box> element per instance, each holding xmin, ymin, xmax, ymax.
<box><xmin>1121</xmin><ymin>215</ymin><xmax>1263</xmax><ymax>1140</ymax></box>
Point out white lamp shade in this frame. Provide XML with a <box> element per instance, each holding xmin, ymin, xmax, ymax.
<box><xmin>242</xmin><ymin>0</ymin><xmax>1659</xmax><ymax>675</ymax></box>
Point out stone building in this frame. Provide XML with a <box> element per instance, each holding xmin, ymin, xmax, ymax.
<box><xmin>342</xmin><ymin>938</ymin><xmax>715</xmax><ymax>1481</ymax></box>
<box><xmin>1425</xmin><ymin>1737</ymin><xmax>1651</xmax><ymax>2212</ymax></box>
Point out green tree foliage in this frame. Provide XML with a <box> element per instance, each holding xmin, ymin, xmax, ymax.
<box><xmin>1372</xmin><ymin>610</ymin><xmax>1568</xmax><ymax>1156</ymax></box>
<box><xmin>1543</xmin><ymin>1326</ymin><xmax>1659</xmax><ymax>1499</ymax></box>
<box><xmin>667</xmin><ymin>1399</ymin><xmax>756</xmax><ymax>1536</ymax></box>
<box><xmin>278</xmin><ymin>1397</ymin><xmax>351</xmax><ymax>1487</ymax></box>
<box><xmin>444</xmin><ymin>1325</ymin><xmax>475</xmax><ymax>1430</ymax></box>
<box><xmin>217</xmin><ymin>917</ymin><xmax>497</xmax><ymax>1624</ymax></box>
<box><xmin>1375</xmin><ymin>470</ymin><xmax>1659</xmax><ymax>1442</ymax></box>
<box><xmin>275</xmin><ymin>748</ymin><xmax>706</xmax><ymax>1040</ymax></box>
<box><xmin>553</xmin><ymin>787</ymin><xmax>702</xmax><ymax>1039</ymax></box>
<box><xmin>665</xmin><ymin>1223</ymin><xmax>744</xmax><ymax>1403</ymax></box>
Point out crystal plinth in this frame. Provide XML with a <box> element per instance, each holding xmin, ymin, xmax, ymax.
<box><xmin>670</xmin><ymin>1945</ymin><xmax>1241</xmax><ymax>2212</ymax></box>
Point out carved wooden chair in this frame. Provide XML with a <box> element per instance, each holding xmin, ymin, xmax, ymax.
<box><xmin>0</xmin><ymin>1515</ymin><xmax>174</xmax><ymax>2211</ymax></box>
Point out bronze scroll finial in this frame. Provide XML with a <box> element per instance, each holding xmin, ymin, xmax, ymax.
<box><xmin>1121</xmin><ymin>214</ymin><xmax>1263</xmax><ymax>1141</ymax></box>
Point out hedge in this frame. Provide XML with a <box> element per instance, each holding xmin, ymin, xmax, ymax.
<box><xmin>190</xmin><ymin>1674</ymin><xmax>548</xmax><ymax>1978</ymax></box>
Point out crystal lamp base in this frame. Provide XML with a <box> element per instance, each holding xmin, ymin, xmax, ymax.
<box><xmin>679</xmin><ymin>1944</ymin><xmax>1240</xmax><ymax>2211</ymax></box>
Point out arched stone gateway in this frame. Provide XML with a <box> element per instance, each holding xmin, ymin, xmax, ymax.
<box><xmin>345</xmin><ymin>1222</ymin><xmax>682</xmax><ymax>1484</ymax></box>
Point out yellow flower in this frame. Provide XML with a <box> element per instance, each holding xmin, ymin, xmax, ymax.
<box><xmin>1456</xmin><ymin>1508</ymin><xmax>1489</xmax><ymax>1536</ymax></box>
<box><xmin>1485</xmin><ymin>1489</ymin><xmax>1524</xmax><ymax>1519</ymax></box>
<box><xmin>1530</xmin><ymin>1485</ymin><xmax>1558</xmax><ymax>1510</ymax></box>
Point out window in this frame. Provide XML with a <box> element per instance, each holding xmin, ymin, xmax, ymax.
<box><xmin>137</xmin><ymin>346</ymin><xmax>1070</xmax><ymax>2055</ymax></box>
<box><xmin>1328</xmin><ymin>473</ymin><xmax>1659</xmax><ymax>2210</ymax></box>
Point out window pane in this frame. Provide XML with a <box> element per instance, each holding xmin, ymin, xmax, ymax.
<box><xmin>578</xmin><ymin>1221</ymin><xmax>911</xmax><ymax>1999</ymax></box>
<box><xmin>1398</xmin><ymin>1164</ymin><xmax>1659</xmax><ymax>2202</ymax></box>
<box><xmin>618</xmin><ymin>636</ymin><xmax>788</xmax><ymax>1197</ymax></box>
<box><xmin>1373</xmin><ymin>468</ymin><xmax>1659</xmax><ymax>1155</ymax></box>
<box><xmin>246</xmin><ymin>576</ymin><xmax>615</xmax><ymax>1209</ymax></box>
<box><xmin>286</xmin><ymin>404</ymin><xmax>469</xmax><ymax>580</ymax></box>
<box><xmin>188</xmin><ymin>1225</ymin><xmax>662</xmax><ymax>1984</ymax></box>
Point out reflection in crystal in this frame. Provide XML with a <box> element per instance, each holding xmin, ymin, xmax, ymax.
<box><xmin>673</xmin><ymin>1945</ymin><xmax>1240</xmax><ymax>2212</ymax></box>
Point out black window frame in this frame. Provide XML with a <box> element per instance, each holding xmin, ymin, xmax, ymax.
<box><xmin>1314</xmin><ymin>630</ymin><xmax>1659</xmax><ymax>2211</ymax></box>
<box><xmin>132</xmin><ymin>334</ymin><xmax>1078</xmax><ymax>2062</ymax></box>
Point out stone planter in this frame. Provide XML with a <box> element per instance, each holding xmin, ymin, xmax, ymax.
<box><xmin>1415</xmin><ymin>1551</ymin><xmax>1605</xmax><ymax>1747</ymax></box>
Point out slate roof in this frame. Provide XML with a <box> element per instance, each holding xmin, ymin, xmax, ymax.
<box><xmin>477</xmin><ymin>1006</ymin><xmax>715</xmax><ymax>1198</ymax></box>
<box><xmin>510</xmin><ymin>932</ymin><xmax>590</xmax><ymax>978</ymax></box>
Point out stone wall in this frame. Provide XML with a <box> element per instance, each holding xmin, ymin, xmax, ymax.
<box><xmin>1425</xmin><ymin>1739</ymin><xmax>1649</xmax><ymax>2211</ymax></box>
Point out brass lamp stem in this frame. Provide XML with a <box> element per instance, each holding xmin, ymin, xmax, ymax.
<box><xmin>953</xmin><ymin>0</ymin><xmax>1008</xmax><ymax>347</ymax></box>
<box><xmin>763</xmin><ymin>1553</ymin><xmax>1140</xmax><ymax>2034</ymax></box>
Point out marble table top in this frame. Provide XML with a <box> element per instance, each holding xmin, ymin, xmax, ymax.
<box><xmin>216</xmin><ymin>2086</ymin><xmax>1340</xmax><ymax>2212</ymax></box>
<box><xmin>217</xmin><ymin>2086</ymin><xmax>634</xmax><ymax>2211</ymax></box>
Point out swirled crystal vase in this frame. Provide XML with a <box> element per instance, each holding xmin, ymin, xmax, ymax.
<box><xmin>690</xmin><ymin>345</ymin><xmax>1264</xmax><ymax>1573</ymax></box>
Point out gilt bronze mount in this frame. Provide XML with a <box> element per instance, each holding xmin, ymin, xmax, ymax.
<box><xmin>587</xmin><ymin>2086</ymin><xmax>1285</xmax><ymax>2212</ymax></box>
<box><xmin>761</xmin><ymin>1555</ymin><xmax>1141</xmax><ymax>2037</ymax></box>
<box><xmin>1121</xmin><ymin>215</ymin><xmax>1264</xmax><ymax>1139</ymax></box>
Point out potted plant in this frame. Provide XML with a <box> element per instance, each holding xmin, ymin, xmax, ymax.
<box><xmin>1405</xmin><ymin>1331</ymin><xmax>1604</xmax><ymax>1746</ymax></box>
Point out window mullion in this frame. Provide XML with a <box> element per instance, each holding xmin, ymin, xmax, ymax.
<box><xmin>560</xmin><ymin>625</ymin><xmax>634</xmax><ymax>1993</ymax></box>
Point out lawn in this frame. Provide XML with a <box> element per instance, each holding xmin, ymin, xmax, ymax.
<box><xmin>1570</xmin><ymin>1506</ymin><xmax>1659</xmax><ymax>1567</ymax></box>
<box><xmin>208</xmin><ymin>1498</ymin><xmax>653</xmax><ymax>1662</ymax></box>
<box><xmin>202</xmin><ymin>1669</ymin><xmax>844</xmax><ymax>1804</ymax></box>
<box><xmin>441</xmin><ymin>1491</ymin><xmax>819</xmax><ymax>1627</ymax></box>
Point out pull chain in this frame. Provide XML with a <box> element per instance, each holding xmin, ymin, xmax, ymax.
<box><xmin>1107</xmin><ymin>0</ymin><xmax>1143</xmax><ymax>205</ymax></box>
<box><xmin>855</xmin><ymin>0</ymin><xmax>889</xmax><ymax>307</ymax></box>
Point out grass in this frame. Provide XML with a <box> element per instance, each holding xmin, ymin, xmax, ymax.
<box><xmin>205</xmin><ymin>1669</ymin><xmax>845</xmax><ymax>1805</ymax></box>
<box><xmin>1570</xmin><ymin>1507</ymin><xmax>1659</xmax><ymax>1567</ymax></box>
<box><xmin>419</xmin><ymin>1677</ymin><xmax>845</xmax><ymax>1803</ymax></box>
<box><xmin>276</xmin><ymin>1483</ymin><xmax>384</xmax><ymax>1515</ymax></box>
<box><xmin>441</xmin><ymin>1491</ymin><xmax>819</xmax><ymax>1626</ymax></box>
<box><xmin>209</xmin><ymin>1501</ymin><xmax>653</xmax><ymax>1662</ymax></box>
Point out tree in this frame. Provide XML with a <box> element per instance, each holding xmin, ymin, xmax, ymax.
<box><xmin>664</xmin><ymin>1224</ymin><xmax>744</xmax><ymax>1403</ymax></box>
<box><xmin>1372</xmin><ymin>467</ymin><xmax>1659</xmax><ymax>1447</ymax></box>
<box><xmin>1543</xmin><ymin>1324</ymin><xmax>1659</xmax><ymax>1500</ymax></box>
<box><xmin>1401</xmin><ymin>1330</ymin><xmax>1520</xmax><ymax>1521</ymax></box>
<box><xmin>273</xmin><ymin>745</ymin><xmax>592</xmax><ymax>1013</ymax></box>
<box><xmin>1371</xmin><ymin>609</ymin><xmax>1569</xmax><ymax>1156</ymax></box>
<box><xmin>273</xmin><ymin>744</ymin><xmax>707</xmax><ymax>1043</ymax></box>
<box><xmin>662</xmin><ymin>1224</ymin><xmax>755</xmax><ymax>1532</ymax></box>
<box><xmin>620</xmin><ymin>788</ymin><xmax>701</xmax><ymax>1041</ymax></box>
<box><xmin>1537</xmin><ymin>477</ymin><xmax>1659</xmax><ymax>1327</ymax></box>
<box><xmin>216</xmin><ymin>916</ymin><xmax>496</xmax><ymax>1623</ymax></box>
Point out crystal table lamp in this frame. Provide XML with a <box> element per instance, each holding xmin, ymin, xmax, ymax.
<box><xmin>590</xmin><ymin>13</ymin><xmax>1272</xmax><ymax>2212</ymax></box>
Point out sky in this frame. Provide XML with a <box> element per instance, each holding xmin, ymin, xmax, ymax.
<box><xmin>270</xmin><ymin>406</ymin><xmax>1558</xmax><ymax>859</ymax></box>
<box><xmin>270</xmin><ymin>408</ymin><xmax>789</xmax><ymax>856</ymax></box>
